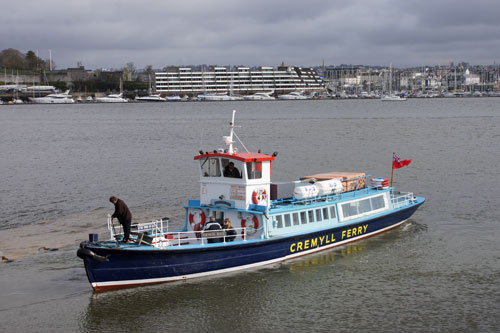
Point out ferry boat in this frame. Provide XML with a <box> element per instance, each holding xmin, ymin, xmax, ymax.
<box><xmin>77</xmin><ymin>111</ymin><xmax>425</xmax><ymax>291</ymax></box>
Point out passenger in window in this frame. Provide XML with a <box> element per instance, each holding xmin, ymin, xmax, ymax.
<box><xmin>223</xmin><ymin>218</ymin><xmax>237</xmax><ymax>242</ymax></box>
<box><xmin>224</xmin><ymin>162</ymin><xmax>241</xmax><ymax>178</ymax></box>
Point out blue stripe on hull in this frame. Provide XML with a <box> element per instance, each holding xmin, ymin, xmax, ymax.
<box><xmin>84</xmin><ymin>202</ymin><xmax>422</xmax><ymax>290</ymax></box>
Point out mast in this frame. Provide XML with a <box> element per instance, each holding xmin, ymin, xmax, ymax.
<box><xmin>226</xmin><ymin>110</ymin><xmax>236</xmax><ymax>154</ymax></box>
<box><xmin>389</xmin><ymin>63</ymin><xmax>392</xmax><ymax>94</ymax></box>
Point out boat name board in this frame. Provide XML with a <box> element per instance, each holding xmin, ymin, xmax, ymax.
<box><xmin>289</xmin><ymin>224</ymin><xmax>368</xmax><ymax>254</ymax></box>
<box><xmin>137</xmin><ymin>223</ymin><xmax>156</xmax><ymax>231</ymax></box>
<box><xmin>230</xmin><ymin>185</ymin><xmax>246</xmax><ymax>200</ymax></box>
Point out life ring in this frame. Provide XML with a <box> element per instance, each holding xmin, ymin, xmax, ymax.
<box><xmin>252</xmin><ymin>188</ymin><xmax>268</xmax><ymax>205</ymax></box>
<box><xmin>189</xmin><ymin>210</ymin><xmax>206</xmax><ymax>227</ymax></box>
<box><xmin>241</xmin><ymin>215</ymin><xmax>259</xmax><ymax>236</ymax></box>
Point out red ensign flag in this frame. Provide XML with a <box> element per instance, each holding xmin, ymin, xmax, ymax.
<box><xmin>393</xmin><ymin>153</ymin><xmax>412</xmax><ymax>169</ymax></box>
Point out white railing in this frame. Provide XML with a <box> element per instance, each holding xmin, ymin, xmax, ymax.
<box><xmin>107</xmin><ymin>215</ymin><xmax>169</xmax><ymax>240</ymax></box>
<box><xmin>107</xmin><ymin>214</ymin><xmax>255</xmax><ymax>247</ymax></box>
<box><xmin>390</xmin><ymin>191</ymin><xmax>415</xmax><ymax>209</ymax></box>
<box><xmin>159</xmin><ymin>227</ymin><xmax>252</xmax><ymax>248</ymax></box>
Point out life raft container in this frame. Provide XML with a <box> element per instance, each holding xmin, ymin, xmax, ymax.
<box><xmin>252</xmin><ymin>189</ymin><xmax>268</xmax><ymax>205</ymax></box>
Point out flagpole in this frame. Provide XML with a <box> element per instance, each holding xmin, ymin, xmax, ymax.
<box><xmin>390</xmin><ymin>152</ymin><xmax>395</xmax><ymax>187</ymax></box>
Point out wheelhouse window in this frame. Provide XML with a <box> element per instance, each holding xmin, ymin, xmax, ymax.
<box><xmin>222</xmin><ymin>158</ymin><xmax>242</xmax><ymax>179</ymax></box>
<box><xmin>247</xmin><ymin>161</ymin><xmax>263</xmax><ymax>179</ymax></box>
<box><xmin>200</xmin><ymin>157</ymin><xmax>221</xmax><ymax>177</ymax></box>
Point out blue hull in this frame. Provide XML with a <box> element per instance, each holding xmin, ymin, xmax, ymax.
<box><xmin>81</xmin><ymin>199</ymin><xmax>424</xmax><ymax>291</ymax></box>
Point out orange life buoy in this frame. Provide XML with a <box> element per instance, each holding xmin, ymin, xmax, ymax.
<box><xmin>189</xmin><ymin>210</ymin><xmax>206</xmax><ymax>227</ymax></box>
<box><xmin>241</xmin><ymin>215</ymin><xmax>259</xmax><ymax>236</ymax></box>
<box><xmin>252</xmin><ymin>189</ymin><xmax>268</xmax><ymax>205</ymax></box>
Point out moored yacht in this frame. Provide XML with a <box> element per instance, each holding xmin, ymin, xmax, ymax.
<box><xmin>166</xmin><ymin>95</ymin><xmax>182</xmax><ymax>102</ymax></box>
<box><xmin>244</xmin><ymin>91</ymin><xmax>276</xmax><ymax>100</ymax></box>
<box><xmin>381</xmin><ymin>94</ymin><xmax>407</xmax><ymax>101</ymax></box>
<box><xmin>135</xmin><ymin>94</ymin><xmax>166</xmax><ymax>102</ymax></box>
<box><xmin>95</xmin><ymin>93</ymin><xmax>128</xmax><ymax>103</ymax></box>
<box><xmin>197</xmin><ymin>93</ymin><xmax>233</xmax><ymax>101</ymax></box>
<box><xmin>29</xmin><ymin>90</ymin><xmax>75</xmax><ymax>104</ymax></box>
<box><xmin>277</xmin><ymin>91</ymin><xmax>308</xmax><ymax>100</ymax></box>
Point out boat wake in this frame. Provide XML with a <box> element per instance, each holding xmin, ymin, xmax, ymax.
<box><xmin>0</xmin><ymin>206</ymin><xmax>184</xmax><ymax>262</ymax></box>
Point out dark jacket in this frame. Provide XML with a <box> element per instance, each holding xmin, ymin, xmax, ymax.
<box><xmin>204</xmin><ymin>222</ymin><xmax>223</xmax><ymax>243</ymax></box>
<box><xmin>224</xmin><ymin>166</ymin><xmax>241</xmax><ymax>178</ymax></box>
<box><xmin>224</xmin><ymin>227</ymin><xmax>237</xmax><ymax>242</ymax></box>
<box><xmin>112</xmin><ymin>199</ymin><xmax>132</xmax><ymax>225</ymax></box>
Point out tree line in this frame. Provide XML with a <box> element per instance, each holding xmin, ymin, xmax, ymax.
<box><xmin>0</xmin><ymin>48</ymin><xmax>54</xmax><ymax>72</ymax></box>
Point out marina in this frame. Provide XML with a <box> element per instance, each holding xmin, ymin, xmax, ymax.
<box><xmin>1</xmin><ymin>99</ymin><xmax>499</xmax><ymax>331</ymax></box>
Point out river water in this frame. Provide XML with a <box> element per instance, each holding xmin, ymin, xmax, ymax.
<box><xmin>1</xmin><ymin>99</ymin><xmax>499</xmax><ymax>332</ymax></box>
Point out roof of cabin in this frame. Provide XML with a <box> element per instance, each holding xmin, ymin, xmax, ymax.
<box><xmin>194</xmin><ymin>152</ymin><xmax>275</xmax><ymax>162</ymax></box>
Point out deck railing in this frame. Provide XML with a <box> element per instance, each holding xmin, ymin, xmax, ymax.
<box><xmin>271</xmin><ymin>174</ymin><xmax>388</xmax><ymax>208</ymax></box>
<box><xmin>390</xmin><ymin>190</ymin><xmax>416</xmax><ymax>209</ymax></box>
<box><xmin>107</xmin><ymin>215</ymin><xmax>253</xmax><ymax>247</ymax></box>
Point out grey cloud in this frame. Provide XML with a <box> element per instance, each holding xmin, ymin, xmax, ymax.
<box><xmin>2</xmin><ymin>0</ymin><xmax>499</xmax><ymax>69</ymax></box>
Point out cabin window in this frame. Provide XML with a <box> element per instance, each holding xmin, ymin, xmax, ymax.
<box><xmin>293</xmin><ymin>212</ymin><xmax>300</xmax><ymax>225</ymax></box>
<box><xmin>371</xmin><ymin>195</ymin><xmax>385</xmax><ymax>210</ymax></box>
<box><xmin>322</xmin><ymin>207</ymin><xmax>329</xmax><ymax>220</ymax></box>
<box><xmin>222</xmin><ymin>158</ymin><xmax>242</xmax><ymax>179</ymax></box>
<box><xmin>246</xmin><ymin>161</ymin><xmax>263</xmax><ymax>179</ymax></box>
<box><xmin>276</xmin><ymin>215</ymin><xmax>283</xmax><ymax>228</ymax></box>
<box><xmin>342</xmin><ymin>202</ymin><xmax>359</xmax><ymax>218</ymax></box>
<box><xmin>308</xmin><ymin>210</ymin><xmax>315</xmax><ymax>223</ymax></box>
<box><xmin>200</xmin><ymin>157</ymin><xmax>221</xmax><ymax>177</ymax></box>
<box><xmin>300</xmin><ymin>211</ymin><xmax>307</xmax><ymax>224</ymax></box>
<box><xmin>340</xmin><ymin>195</ymin><xmax>387</xmax><ymax>220</ymax></box>
<box><xmin>316</xmin><ymin>209</ymin><xmax>322</xmax><ymax>222</ymax></box>
<box><xmin>284</xmin><ymin>214</ymin><xmax>292</xmax><ymax>227</ymax></box>
<box><xmin>358</xmin><ymin>198</ymin><xmax>372</xmax><ymax>214</ymax></box>
<box><xmin>329</xmin><ymin>206</ymin><xmax>337</xmax><ymax>219</ymax></box>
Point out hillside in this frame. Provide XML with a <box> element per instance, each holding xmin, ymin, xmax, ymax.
<box><xmin>0</xmin><ymin>48</ymin><xmax>48</xmax><ymax>71</ymax></box>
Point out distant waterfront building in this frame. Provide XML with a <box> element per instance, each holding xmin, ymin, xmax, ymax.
<box><xmin>155</xmin><ymin>66</ymin><xmax>325</xmax><ymax>95</ymax></box>
<box><xmin>45</xmin><ymin>66</ymin><xmax>93</xmax><ymax>88</ymax></box>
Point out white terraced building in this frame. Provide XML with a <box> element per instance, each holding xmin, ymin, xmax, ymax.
<box><xmin>155</xmin><ymin>66</ymin><xmax>325</xmax><ymax>95</ymax></box>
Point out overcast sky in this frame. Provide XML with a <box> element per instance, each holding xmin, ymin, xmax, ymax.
<box><xmin>3</xmin><ymin>0</ymin><xmax>500</xmax><ymax>70</ymax></box>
